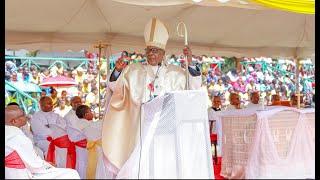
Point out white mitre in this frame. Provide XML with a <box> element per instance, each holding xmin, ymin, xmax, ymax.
<box><xmin>144</xmin><ymin>17</ymin><xmax>169</xmax><ymax>50</ymax></box>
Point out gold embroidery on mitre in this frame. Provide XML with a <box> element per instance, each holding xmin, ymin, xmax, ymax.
<box><xmin>150</xmin><ymin>17</ymin><xmax>157</xmax><ymax>42</ymax></box>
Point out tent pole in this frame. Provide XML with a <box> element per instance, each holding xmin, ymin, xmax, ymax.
<box><xmin>28</xmin><ymin>59</ymin><xmax>31</xmax><ymax>70</ymax></box>
<box><xmin>106</xmin><ymin>47</ymin><xmax>111</xmax><ymax>75</ymax></box>
<box><xmin>295</xmin><ymin>57</ymin><xmax>301</xmax><ymax>109</ymax></box>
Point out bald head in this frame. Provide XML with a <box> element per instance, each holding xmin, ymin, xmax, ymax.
<box><xmin>5</xmin><ymin>107</ymin><xmax>26</xmax><ymax>127</ymax></box>
<box><xmin>212</xmin><ymin>96</ymin><xmax>221</xmax><ymax>109</ymax></box>
<box><xmin>40</xmin><ymin>96</ymin><xmax>53</xmax><ymax>112</ymax></box>
<box><xmin>230</xmin><ymin>93</ymin><xmax>240</xmax><ymax>106</ymax></box>
<box><xmin>71</xmin><ymin>96</ymin><xmax>82</xmax><ymax>110</ymax></box>
<box><xmin>40</xmin><ymin>96</ymin><xmax>52</xmax><ymax>105</ymax></box>
<box><xmin>250</xmin><ymin>92</ymin><xmax>260</xmax><ymax>104</ymax></box>
<box><xmin>7</xmin><ymin>102</ymin><xmax>20</xmax><ymax>109</ymax></box>
<box><xmin>6</xmin><ymin>105</ymin><xmax>20</xmax><ymax>111</ymax></box>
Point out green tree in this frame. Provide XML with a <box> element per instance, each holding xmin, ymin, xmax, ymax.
<box><xmin>221</xmin><ymin>56</ymin><xmax>236</xmax><ymax>73</ymax></box>
<box><xmin>26</xmin><ymin>50</ymin><xmax>40</xmax><ymax>57</ymax></box>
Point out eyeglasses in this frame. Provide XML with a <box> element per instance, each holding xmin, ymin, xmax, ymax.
<box><xmin>145</xmin><ymin>47</ymin><xmax>163</xmax><ymax>54</ymax></box>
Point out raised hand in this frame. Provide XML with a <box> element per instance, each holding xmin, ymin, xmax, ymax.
<box><xmin>183</xmin><ymin>45</ymin><xmax>192</xmax><ymax>65</ymax></box>
<box><xmin>115</xmin><ymin>57</ymin><xmax>127</xmax><ymax>72</ymax></box>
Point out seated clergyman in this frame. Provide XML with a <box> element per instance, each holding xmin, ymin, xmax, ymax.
<box><xmin>226</xmin><ymin>93</ymin><xmax>241</xmax><ymax>110</ymax></box>
<box><xmin>290</xmin><ymin>94</ymin><xmax>304</xmax><ymax>107</ymax></box>
<box><xmin>271</xmin><ymin>94</ymin><xmax>281</xmax><ymax>106</ymax></box>
<box><xmin>5</xmin><ymin>106</ymin><xmax>80</xmax><ymax>179</ymax></box>
<box><xmin>247</xmin><ymin>91</ymin><xmax>260</xmax><ymax>108</ymax></box>
<box><xmin>211</xmin><ymin>95</ymin><xmax>222</xmax><ymax>111</ymax></box>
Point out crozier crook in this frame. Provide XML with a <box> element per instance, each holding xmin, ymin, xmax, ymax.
<box><xmin>177</xmin><ymin>21</ymin><xmax>190</xmax><ymax>90</ymax></box>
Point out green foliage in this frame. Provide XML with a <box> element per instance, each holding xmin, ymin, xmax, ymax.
<box><xmin>26</xmin><ymin>50</ymin><xmax>40</xmax><ymax>57</ymax></box>
<box><xmin>221</xmin><ymin>56</ymin><xmax>236</xmax><ymax>73</ymax></box>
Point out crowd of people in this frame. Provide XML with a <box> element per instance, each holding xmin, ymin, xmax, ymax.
<box><xmin>203</xmin><ymin>58</ymin><xmax>315</xmax><ymax>109</ymax></box>
<box><xmin>5</xmin><ymin>59</ymin><xmax>110</xmax><ymax>120</ymax></box>
<box><xmin>5</xmin><ymin>14</ymin><xmax>315</xmax><ymax>179</ymax></box>
<box><xmin>108</xmin><ymin>51</ymin><xmax>315</xmax><ymax>111</ymax></box>
<box><xmin>5</xmin><ymin>51</ymin><xmax>315</xmax><ymax>119</ymax></box>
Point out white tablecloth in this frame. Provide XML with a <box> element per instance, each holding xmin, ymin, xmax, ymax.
<box><xmin>208</xmin><ymin>106</ymin><xmax>315</xmax><ymax>179</ymax></box>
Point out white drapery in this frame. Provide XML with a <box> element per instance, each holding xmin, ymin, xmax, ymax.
<box><xmin>117</xmin><ymin>90</ymin><xmax>213</xmax><ymax>179</ymax></box>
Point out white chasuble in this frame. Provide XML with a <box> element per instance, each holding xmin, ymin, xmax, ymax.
<box><xmin>102</xmin><ymin>63</ymin><xmax>201</xmax><ymax>169</ymax></box>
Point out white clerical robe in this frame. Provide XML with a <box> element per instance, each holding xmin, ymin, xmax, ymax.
<box><xmin>21</xmin><ymin>122</ymin><xmax>44</xmax><ymax>159</ymax></box>
<box><xmin>5</xmin><ymin>125</ymin><xmax>80</xmax><ymax>179</ymax></box>
<box><xmin>72</xmin><ymin>118</ymin><xmax>92</xmax><ymax>131</ymax></box>
<box><xmin>83</xmin><ymin>120</ymin><xmax>109</xmax><ymax>179</ymax></box>
<box><xmin>64</xmin><ymin>109</ymin><xmax>79</xmax><ymax>129</ymax></box>
<box><xmin>101</xmin><ymin>73</ymin><xmax>120</xmax><ymax>178</ymax></box>
<box><xmin>54</xmin><ymin>106</ymin><xmax>72</xmax><ymax>118</ymax></box>
<box><xmin>246</xmin><ymin>102</ymin><xmax>261</xmax><ymax>109</ymax></box>
<box><xmin>102</xmin><ymin>63</ymin><xmax>202</xmax><ymax>171</ymax></box>
<box><xmin>225</xmin><ymin>105</ymin><xmax>238</xmax><ymax>111</ymax></box>
<box><xmin>208</xmin><ymin>108</ymin><xmax>220</xmax><ymax>122</ymax></box>
<box><xmin>66</xmin><ymin>118</ymin><xmax>93</xmax><ymax>179</ymax></box>
<box><xmin>67</xmin><ymin>119</ymin><xmax>105</xmax><ymax>179</ymax></box>
<box><xmin>30</xmin><ymin>111</ymin><xmax>67</xmax><ymax>155</ymax></box>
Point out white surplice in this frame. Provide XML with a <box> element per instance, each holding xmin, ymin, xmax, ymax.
<box><xmin>66</xmin><ymin>126</ymin><xmax>88</xmax><ymax>179</ymax></box>
<box><xmin>246</xmin><ymin>102</ymin><xmax>261</xmax><ymax>109</ymax></box>
<box><xmin>5</xmin><ymin>125</ymin><xmax>80</xmax><ymax>179</ymax></box>
<box><xmin>47</xmin><ymin>124</ymin><xmax>70</xmax><ymax>168</ymax></box>
<box><xmin>21</xmin><ymin>122</ymin><xmax>44</xmax><ymax>159</ymax></box>
<box><xmin>64</xmin><ymin>109</ymin><xmax>79</xmax><ymax>128</ymax></box>
<box><xmin>82</xmin><ymin>120</ymin><xmax>108</xmax><ymax>179</ymax></box>
<box><xmin>225</xmin><ymin>105</ymin><xmax>239</xmax><ymax>111</ymax></box>
<box><xmin>54</xmin><ymin>106</ymin><xmax>72</xmax><ymax>118</ymax></box>
<box><xmin>65</xmin><ymin>117</ymin><xmax>94</xmax><ymax>178</ymax></box>
<box><xmin>67</xmin><ymin>119</ymin><xmax>107</xmax><ymax>179</ymax></box>
<box><xmin>30</xmin><ymin>111</ymin><xmax>67</xmax><ymax>157</ymax></box>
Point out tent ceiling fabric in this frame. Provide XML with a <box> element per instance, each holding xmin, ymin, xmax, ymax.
<box><xmin>5</xmin><ymin>0</ymin><xmax>314</xmax><ymax>58</ymax></box>
<box><xmin>110</xmin><ymin>0</ymin><xmax>266</xmax><ymax>9</ymax></box>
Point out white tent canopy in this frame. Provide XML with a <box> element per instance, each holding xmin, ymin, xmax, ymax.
<box><xmin>5</xmin><ymin>0</ymin><xmax>314</xmax><ymax>59</ymax></box>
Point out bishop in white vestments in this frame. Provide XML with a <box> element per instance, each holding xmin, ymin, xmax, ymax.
<box><xmin>102</xmin><ymin>17</ymin><xmax>202</xmax><ymax>176</ymax></box>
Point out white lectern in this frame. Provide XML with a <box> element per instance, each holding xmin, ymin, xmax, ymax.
<box><xmin>117</xmin><ymin>90</ymin><xmax>213</xmax><ymax>179</ymax></box>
